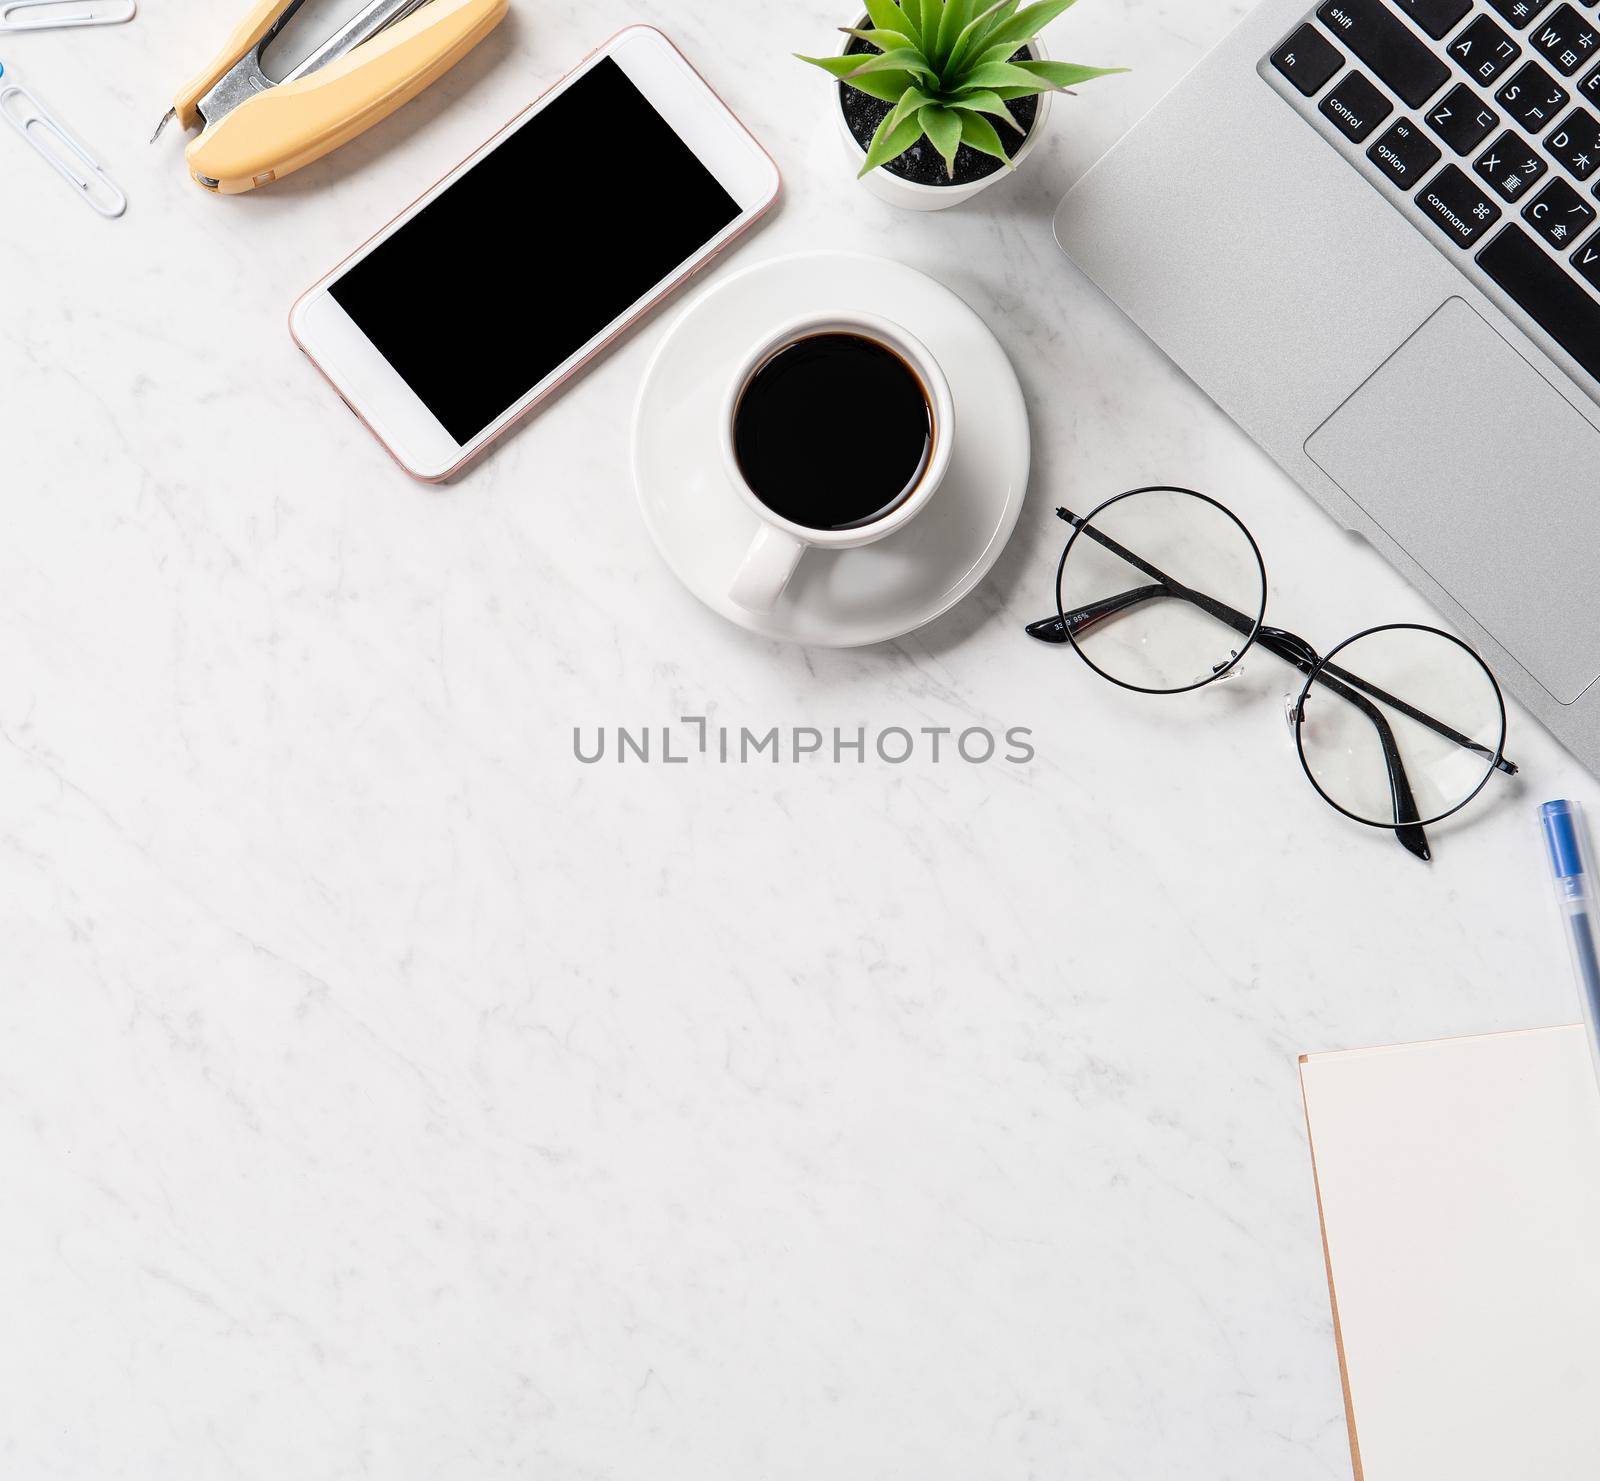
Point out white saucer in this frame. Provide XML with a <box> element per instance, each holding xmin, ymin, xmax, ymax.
<box><xmin>631</xmin><ymin>250</ymin><xmax>1030</xmax><ymax>647</ymax></box>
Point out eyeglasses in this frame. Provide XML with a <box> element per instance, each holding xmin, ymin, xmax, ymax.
<box><xmin>1024</xmin><ymin>486</ymin><xmax>1517</xmax><ymax>861</ymax></box>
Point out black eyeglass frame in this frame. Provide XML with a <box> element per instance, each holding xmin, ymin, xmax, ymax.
<box><xmin>1050</xmin><ymin>486</ymin><xmax>1267</xmax><ymax>697</ymax></box>
<box><xmin>1292</xmin><ymin>621</ymin><xmax>1511</xmax><ymax>834</ymax></box>
<box><xmin>1028</xmin><ymin>486</ymin><xmax>1517</xmax><ymax>860</ymax></box>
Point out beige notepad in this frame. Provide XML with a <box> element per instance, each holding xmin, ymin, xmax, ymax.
<box><xmin>1300</xmin><ymin>1026</ymin><xmax>1600</xmax><ymax>1481</ymax></box>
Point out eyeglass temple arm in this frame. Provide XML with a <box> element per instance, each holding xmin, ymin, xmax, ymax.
<box><xmin>1260</xmin><ymin>627</ymin><xmax>1431</xmax><ymax>860</ymax></box>
<box><xmin>1024</xmin><ymin>585</ymin><xmax>1169</xmax><ymax>641</ymax></box>
<box><xmin>1302</xmin><ymin>651</ymin><xmax>1516</xmax><ymax>774</ymax></box>
<box><xmin>1046</xmin><ymin>589</ymin><xmax>1430</xmax><ymax>856</ymax></box>
<box><xmin>1034</xmin><ymin>588</ymin><xmax>1515</xmax><ymax>780</ymax></box>
<box><xmin>1031</xmin><ymin>509</ymin><xmax>1470</xmax><ymax>860</ymax></box>
<box><xmin>1038</xmin><ymin>507</ymin><xmax>1516</xmax><ymax>773</ymax></box>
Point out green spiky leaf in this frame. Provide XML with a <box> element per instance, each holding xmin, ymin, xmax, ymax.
<box><xmin>946</xmin><ymin>88</ymin><xmax>1025</xmax><ymax>129</ymax></box>
<box><xmin>957</xmin><ymin>58</ymin><xmax>1046</xmax><ymax>89</ymax></box>
<box><xmin>956</xmin><ymin>107</ymin><xmax>1014</xmax><ymax>162</ymax></box>
<box><xmin>971</xmin><ymin>37</ymin><xmax>1033</xmax><ymax>66</ymax></box>
<box><xmin>841</xmin><ymin>67</ymin><xmax>926</xmax><ymax>100</ymax></box>
<box><xmin>972</xmin><ymin>0</ymin><xmax>1079</xmax><ymax>55</ymax></box>
<box><xmin>859</xmin><ymin>108</ymin><xmax>929</xmax><ymax>174</ymax></box>
<box><xmin>841</xmin><ymin>25</ymin><xmax>921</xmax><ymax>49</ymax></box>
<box><xmin>933</xmin><ymin>0</ymin><xmax>979</xmax><ymax>62</ymax></box>
<box><xmin>1012</xmin><ymin>58</ymin><xmax>1128</xmax><ymax>86</ymax></box>
<box><xmin>958</xmin><ymin>0</ymin><xmax>1028</xmax><ymax>67</ymax></box>
<box><xmin>885</xmin><ymin>85</ymin><xmax>944</xmax><ymax>135</ymax></box>
<box><xmin>862</xmin><ymin>0</ymin><xmax>921</xmax><ymax>41</ymax></box>
<box><xmin>843</xmin><ymin>46</ymin><xmax>937</xmax><ymax>79</ymax></box>
<box><xmin>944</xmin><ymin>0</ymin><xmax>1017</xmax><ymax>72</ymax></box>
<box><xmin>797</xmin><ymin>51</ymin><xmax>871</xmax><ymax>76</ymax></box>
<box><xmin>919</xmin><ymin>102</ymin><xmax>964</xmax><ymax>175</ymax></box>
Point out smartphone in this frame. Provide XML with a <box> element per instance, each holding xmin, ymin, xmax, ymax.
<box><xmin>289</xmin><ymin>26</ymin><xmax>780</xmax><ymax>481</ymax></box>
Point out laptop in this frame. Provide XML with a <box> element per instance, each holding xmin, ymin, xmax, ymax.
<box><xmin>1054</xmin><ymin>0</ymin><xmax>1600</xmax><ymax>774</ymax></box>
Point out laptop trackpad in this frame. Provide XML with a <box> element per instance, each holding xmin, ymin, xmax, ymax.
<box><xmin>1306</xmin><ymin>297</ymin><xmax>1600</xmax><ymax>705</ymax></box>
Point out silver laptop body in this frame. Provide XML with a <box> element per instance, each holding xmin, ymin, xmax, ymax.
<box><xmin>1055</xmin><ymin>0</ymin><xmax>1600</xmax><ymax>773</ymax></box>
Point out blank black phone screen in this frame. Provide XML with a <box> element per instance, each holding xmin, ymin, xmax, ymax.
<box><xmin>330</xmin><ymin>56</ymin><xmax>742</xmax><ymax>444</ymax></box>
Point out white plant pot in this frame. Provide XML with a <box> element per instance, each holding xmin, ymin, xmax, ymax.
<box><xmin>834</xmin><ymin>26</ymin><xmax>1051</xmax><ymax>210</ymax></box>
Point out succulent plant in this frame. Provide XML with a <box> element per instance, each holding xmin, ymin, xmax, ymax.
<box><xmin>800</xmin><ymin>0</ymin><xmax>1124</xmax><ymax>178</ymax></box>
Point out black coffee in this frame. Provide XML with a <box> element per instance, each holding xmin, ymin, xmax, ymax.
<box><xmin>732</xmin><ymin>332</ymin><xmax>933</xmax><ymax>531</ymax></box>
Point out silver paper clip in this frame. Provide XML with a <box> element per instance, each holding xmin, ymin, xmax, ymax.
<box><xmin>0</xmin><ymin>67</ymin><xmax>126</xmax><ymax>217</ymax></box>
<box><xmin>0</xmin><ymin>0</ymin><xmax>134</xmax><ymax>28</ymax></box>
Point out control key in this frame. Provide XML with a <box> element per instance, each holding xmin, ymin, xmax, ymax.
<box><xmin>1321</xmin><ymin>70</ymin><xmax>1394</xmax><ymax>140</ymax></box>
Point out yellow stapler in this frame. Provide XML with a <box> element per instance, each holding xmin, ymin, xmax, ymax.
<box><xmin>153</xmin><ymin>0</ymin><xmax>506</xmax><ymax>194</ymax></box>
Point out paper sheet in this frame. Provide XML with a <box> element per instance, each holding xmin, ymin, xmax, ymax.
<box><xmin>1301</xmin><ymin>1025</ymin><xmax>1600</xmax><ymax>1480</ymax></box>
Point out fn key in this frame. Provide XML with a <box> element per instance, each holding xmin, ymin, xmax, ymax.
<box><xmin>1272</xmin><ymin>24</ymin><xmax>1344</xmax><ymax>95</ymax></box>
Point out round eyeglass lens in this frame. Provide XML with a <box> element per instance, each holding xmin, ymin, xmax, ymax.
<box><xmin>1056</xmin><ymin>487</ymin><xmax>1267</xmax><ymax>693</ymax></box>
<box><xmin>1295</xmin><ymin>624</ymin><xmax>1505</xmax><ymax>829</ymax></box>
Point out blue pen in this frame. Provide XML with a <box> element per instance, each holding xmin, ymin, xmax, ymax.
<box><xmin>1539</xmin><ymin>800</ymin><xmax>1600</xmax><ymax>1096</ymax></box>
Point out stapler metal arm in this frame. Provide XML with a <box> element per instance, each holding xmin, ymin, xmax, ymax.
<box><xmin>159</xmin><ymin>0</ymin><xmax>506</xmax><ymax>193</ymax></box>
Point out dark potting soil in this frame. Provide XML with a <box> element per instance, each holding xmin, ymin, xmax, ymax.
<box><xmin>839</xmin><ymin>37</ymin><xmax>1039</xmax><ymax>188</ymax></box>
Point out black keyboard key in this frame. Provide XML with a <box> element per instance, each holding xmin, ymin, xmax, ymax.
<box><xmin>1477</xmin><ymin>224</ymin><xmax>1600</xmax><ymax>380</ymax></box>
<box><xmin>1546</xmin><ymin>105</ymin><xmax>1600</xmax><ymax>173</ymax></box>
<box><xmin>1531</xmin><ymin>4</ymin><xmax>1599</xmax><ymax>74</ymax></box>
<box><xmin>1582</xmin><ymin>59</ymin><xmax>1600</xmax><ymax>100</ymax></box>
<box><xmin>1574</xmin><ymin>228</ymin><xmax>1600</xmax><ymax>288</ymax></box>
<box><xmin>1418</xmin><ymin>163</ymin><xmax>1505</xmax><ymax>242</ymax></box>
<box><xmin>1474</xmin><ymin>128</ymin><xmax>1548</xmax><ymax>197</ymax></box>
<box><xmin>1487</xmin><ymin>0</ymin><xmax>1554</xmax><ymax>30</ymax></box>
<box><xmin>1426</xmin><ymin>83</ymin><xmax>1502</xmax><ymax>151</ymax></box>
<box><xmin>1450</xmin><ymin>14</ymin><xmax>1523</xmax><ymax>85</ymax></box>
<box><xmin>1272</xmin><ymin>24</ymin><xmax>1346</xmax><ymax>95</ymax></box>
<box><xmin>1317</xmin><ymin>0</ymin><xmax>1452</xmax><ymax>105</ymax></box>
<box><xmin>1523</xmin><ymin>175</ymin><xmax>1597</xmax><ymax>242</ymax></box>
<box><xmin>1496</xmin><ymin>61</ymin><xmax>1570</xmax><ymax>128</ymax></box>
<box><xmin>1320</xmin><ymin>70</ymin><xmax>1395</xmax><ymax>139</ymax></box>
<box><xmin>1394</xmin><ymin>0</ymin><xmax>1472</xmax><ymax>38</ymax></box>
<box><xmin>1368</xmin><ymin>115</ymin><xmax>1444</xmax><ymax>184</ymax></box>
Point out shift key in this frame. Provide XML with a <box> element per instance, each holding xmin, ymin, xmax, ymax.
<box><xmin>1318</xmin><ymin>0</ymin><xmax>1452</xmax><ymax>106</ymax></box>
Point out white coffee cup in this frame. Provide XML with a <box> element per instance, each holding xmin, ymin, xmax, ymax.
<box><xmin>724</xmin><ymin>311</ymin><xmax>955</xmax><ymax>613</ymax></box>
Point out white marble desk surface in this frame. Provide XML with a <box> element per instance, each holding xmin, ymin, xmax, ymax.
<box><xmin>1</xmin><ymin>0</ymin><xmax>1588</xmax><ymax>1475</ymax></box>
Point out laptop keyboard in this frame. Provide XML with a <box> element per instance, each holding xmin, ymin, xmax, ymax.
<box><xmin>1265</xmin><ymin>0</ymin><xmax>1600</xmax><ymax>386</ymax></box>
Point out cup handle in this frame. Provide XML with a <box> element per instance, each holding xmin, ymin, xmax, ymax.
<box><xmin>729</xmin><ymin>524</ymin><xmax>807</xmax><ymax>612</ymax></box>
